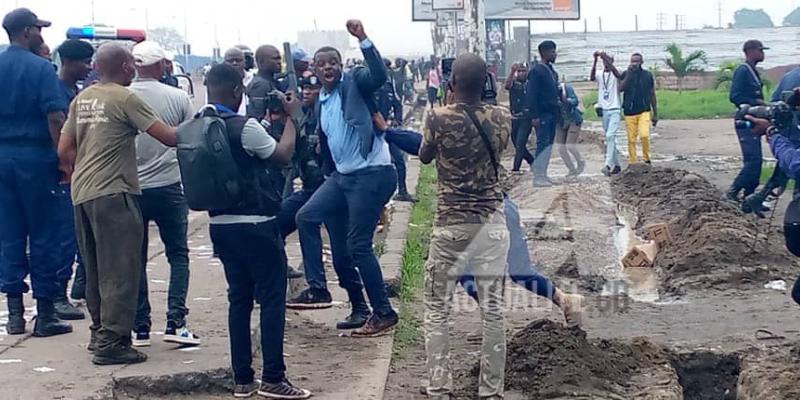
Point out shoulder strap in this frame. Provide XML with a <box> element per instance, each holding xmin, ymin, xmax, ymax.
<box><xmin>464</xmin><ymin>107</ymin><xmax>500</xmax><ymax>182</ymax></box>
<box><xmin>742</xmin><ymin>63</ymin><xmax>762</xmax><ymax>87</ymax></box>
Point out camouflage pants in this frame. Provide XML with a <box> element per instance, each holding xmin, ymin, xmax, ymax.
<box><xmin>424</xmin><ymin>223</ymin><xmax>509</xmax><ymax>399</ymax></box>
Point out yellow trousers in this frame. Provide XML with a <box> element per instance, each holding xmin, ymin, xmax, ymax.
<box><xmin>625</xmin><ymin>112</ymin><xmax>651</xmax><ymax>164</ymax></box>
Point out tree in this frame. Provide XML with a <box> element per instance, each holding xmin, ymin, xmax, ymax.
<box><xmin>784</xmin><ymin>7</ymin><xmax>800</xmax><ymax>26</ymax></box>
<box><xmin>663</xmin><ymin>43</ymin><xmax>707</xmax><ymax>93</ymax></box>
<box><xmin>732</xmin><ymin>8</ymin><xmax>774</xmax><ymax>29</ymax></box>
<box><xmin>714</xmin><ymin>60</ymin><xmax>740</xmax><ymax>90</ymax></box>
<box><xmin>148</xmin><ymin>27</ymin><xmax>184</xmax><ymax>53</ymax></box>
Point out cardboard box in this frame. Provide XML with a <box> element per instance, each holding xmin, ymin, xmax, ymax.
<box><xmin>623</xmin><ymin>241</ymin><xmax>659</xmax><ymax>269</ymax></box>
<box><xmin>645</xmin><ymin>223</ymin><xmax>673</xmax><ymax>249</ymax></box>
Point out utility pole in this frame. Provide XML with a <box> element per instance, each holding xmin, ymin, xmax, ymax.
<box><xmin>562</xmin><ymin>20</ymin><xmax>566</xmax><ymax>33</ymax></box>
<box><xmin>527</xmin><ymin>20</ymin><xmax>532</xmax><ymax>64</ymax></box>
<box><xmin>635</xmin><ymin>15</ymin><xmax>639</xmax><ymax>32</ymax></box>
<box><xmin>657</xmin><ymin>13</ymin><xmax>667</xmax><ymax>31</ymax></box>
<box><xmin>463</xmin><ymin>0</ymin><xmax>486</xmax><ymax>58</ymax></box>
<box><xmin>91</xmin><ymin>0</ymin><xmax>96</xmax><ymax>25</ymax></box>
<box><xmin>584</xmin><ymin>18</ymin><xmax>588</xmax><ymax>33</ymax></box>
<box><xmin>675</xmin><ymin>15</ymin><xmax>685</xmax><ymax>30</ymax></box>
<box><xmin>717</xmin><ymin>0</ymin><xmax>724</xmax><ymax>28</ymax></box>
<box><xmin>598</xmin><ymin>16</ymin><xmax>603</xmax><ymax>33</ymax></box>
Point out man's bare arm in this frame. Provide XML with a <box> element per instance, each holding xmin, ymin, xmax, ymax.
<box><xmin>146</xmin><ymin>121</ymin><xmax>178</xmax><ymax>147</ymax></box>
<box><xmin>57</xmin><ymin>132</ymin><xmax>77</xmax><ymax>184</ymax></box>
<box><xmin>47</xmin><ymin>111</ymin><xmax>66</xmax><ymax>149</ymax></box>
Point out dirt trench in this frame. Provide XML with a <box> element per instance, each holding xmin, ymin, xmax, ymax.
<box><xmin>611</xmin><ymin>164</ymin><xmax>800</xmax><ymax>295</ymax></box>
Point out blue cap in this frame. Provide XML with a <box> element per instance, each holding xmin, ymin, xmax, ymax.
<box><xmin>292</xmin><ymin>48</ymin><xmax>311</xmax><ymax>63</ymax></box>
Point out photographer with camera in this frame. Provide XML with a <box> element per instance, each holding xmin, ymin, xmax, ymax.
<box><xmin>741</xmin><ymin>86</ymin><xmax>800</xmax><ymax>307</ymax></box>
<box><xmin>728</xmin><ymin>40</ymin><xmax>769</xmax><ymax>204</ymax></box>
<box><xmin>246</xmin><ymin>45</ymin><xmax>289</xmax><ymax>121</ymax></box>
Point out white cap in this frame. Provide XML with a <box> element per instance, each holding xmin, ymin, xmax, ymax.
<box><xmin>132</xmin><ymin>40</ymin><xmax>166</xmax><ymax>66</ymax></box>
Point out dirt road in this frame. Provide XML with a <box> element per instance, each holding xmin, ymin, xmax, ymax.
<box><xmin>385</xmin><ymin>118</ymin><xmax>800</xmax><ymax>399</ymax></box>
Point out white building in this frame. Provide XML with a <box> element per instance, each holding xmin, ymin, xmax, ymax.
<box><xmin>297</xmin><ymin>30</ymin><xmax>351</xmax><ymax>55</ymax></box>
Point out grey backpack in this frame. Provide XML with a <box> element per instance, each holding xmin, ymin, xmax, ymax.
<box><xmin>176</xmin><ymin>105</ymin><xmax>243</xmax><ymax>211</ymax></box>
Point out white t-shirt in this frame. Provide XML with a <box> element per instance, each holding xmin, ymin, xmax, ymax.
<box><xmin>597</xmin><ymin>69</ymin><xmax>621</xmax><ymax>110</ymax></box>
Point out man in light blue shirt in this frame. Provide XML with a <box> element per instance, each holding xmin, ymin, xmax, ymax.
<box><xmin>292</xmin><ymin>19</ymin><xmax>399</xmax><ymax>337</ymax></box>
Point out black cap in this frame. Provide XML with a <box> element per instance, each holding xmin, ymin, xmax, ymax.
<box><xmin>538</xmin><ymin>40</ymin><xmax>557</xmax><ymax>52</ymax></box>
<box><xmin>3</xmin><ymin>8</ymin><xmax>51</xmax><ymax>35</ymax></box>
<box><xmin>743</xmin><ymin>40</ymin><xmax>769</xmax><ymax>52</ymax></box>
<box><xmin>300</xmin><ymin>75</ymin><xmax>321</xmax><ymax>88</ymax></box>
<box><xmin>57</xmin><ymin>39</ymin><xmax>95</xmax><ymax>61</ymax></box>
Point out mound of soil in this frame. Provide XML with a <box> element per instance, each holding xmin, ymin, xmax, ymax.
<box><xmin>737</xmin><ymin>344</ymin><xmax>800</xmax><ymax>400</ymax></box>
<box><xmin>455</xmin><ymin>320</ymin><xmax>682</xmax><ymax>399</ymax></box>
<box><xmin>612</xmin><ymin>165</ymin><xmax>799</xmax><ymax>294</ymax></box>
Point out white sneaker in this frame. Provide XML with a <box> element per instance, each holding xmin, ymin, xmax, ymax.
<box><xmin>164</xmin><ymin>325</ymin><xmax>201</xmax><ymax>346</ymax></box>
<box><xmin>132</xmin><ymin>329</ymin><xmax>151</xmax><ymax>347</ymax></box>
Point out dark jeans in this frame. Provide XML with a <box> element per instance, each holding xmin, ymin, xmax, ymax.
<box><xmin>278</xmin><ymin>189</ymin><xmax>314</xmax><ymax>240</ymax></box>
<box><xmin>296</xmin><ymin>166</ymin><xmax>397</xmax><ymax>315</ymax></box>
<box><xmin>75</xmin><ymin>193</ymin><xmax>144</xmax><ymax>350</ymax></box>
<box><xmin>460</xmin><ymin>198</ymin><xmax>555</xmax><ymax>301</ymax></box>
<box><xmin>210</xmin><ymin>220</ymin><xmax>287</xmax><ymax>385</ymax></box>
<box><xmin>385</xmin><ymin>129</ymin><xmax>423</xmax><ymax>156</ymax></box>
<box><xmin>512</xmin><ymin>118</ymin><xmax>535</xmax><ymax>171</ymax></box>
<box><xmin>533</xmin><ymin>113</ymin><xmax>558</xmax><ymax>178</ymax></box>
<box><xmin>0</xmin><ymin>155</ymin><xmax>62</xmax><ymax>300</ymax></box>
<box><xmin>732</xmin><ymin>126</ymin><xmax>763</xmax><ymax>196</ymax></box>
<box><xmin>427</xmin><ymin>87</ymin><xmax>439</xmax><ymax>108</ymax></box>
<box><xmin>135</xmin><ymin>183</ymin><xmax>190</xmax><ymax>330</ymax></box>
<box><xmin>389</xmin><ymin>143</ymin><xmax>409</xmax><ymax>194</ymax></box>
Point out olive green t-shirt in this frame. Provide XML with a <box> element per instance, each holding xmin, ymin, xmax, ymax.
<box><xmin>63</xmin><ymin>83</ymin><xmax>159</xmax><ymax>205</ymax></box>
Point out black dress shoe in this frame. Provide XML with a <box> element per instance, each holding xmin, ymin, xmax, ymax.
<box><xmin>336</xmin><ymin>310</ymin><xmax>370</xmax><ymax>330</ymax></box>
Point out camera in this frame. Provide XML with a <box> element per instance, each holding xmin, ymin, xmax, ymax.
<box><xmin>439</xmin><ymin>57</ymin><xmax>498</xmax><ymax>105</ymax></box>
<box><xmin>266</xmin><ymin>93</ymin><xmax>284</xmax><ymax>113</ymax></box>
<box><xmin>734</xmin><ymin>90</ymin><xmax>800</xmax><ymax>131</ymax></box>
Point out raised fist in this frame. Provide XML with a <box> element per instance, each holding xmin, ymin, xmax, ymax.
<box><xmin>346</xmin><ymin>20</ymin><xmax>367</xmax><ymax>41</ymax></box>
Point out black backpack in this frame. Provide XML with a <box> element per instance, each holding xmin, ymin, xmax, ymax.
<box><xmin>176</xmin><ymin>106</ymin><xmax>243</xmax><ymax>211</ymax></box>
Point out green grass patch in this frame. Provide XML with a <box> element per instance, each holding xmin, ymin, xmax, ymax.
<box><xmin>760</xmin><ymin>162</ymin><xmax>795</xmax><ymax>191</ymax></box>
<box><xmin>392</xmin><ymin>163</ymin><xmax>437</xmax><ymax>358</ymax></box>
<box><xmin>582</xmin><ymin>89</ymin><xmax>734</xmax><ymax>121</ymax></box>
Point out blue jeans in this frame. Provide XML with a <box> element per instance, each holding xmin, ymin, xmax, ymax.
<box><xmin>135</xmin><ymin>183</ymin><xmax>190</xmax><ymax>329</ymax></box>
<box><xmin>210</xmin><ymin>220</ymin><xmax>287</xmax><ymax>385</ymax></box>
<box><xmin>732</xmin><ymin>126</ymin><xmax>763</xmax><ymax>196</ymax></box>
<box><xmin>278</xmin><ymin>189</ymin><xmax>314</xmax><ymax>240</ymax></box>
<box><xmin>533</xmin><ymin>114</ymin><xmax>558</xmax><ymax>178</ymax></box>
<box><xmin>292</xmin><ymin>187</ymin><xmax>360</xmax><ymax>292</ymax></box>
<box><xmin>296</xmin><ymin>166</ymin><xmax>397</xmax><ymax>315</ymax></box>
<box><xmin>459</xmin><ymin>198</ymin><xmax>555</xmax><ymax>301</ymax></box>
<box><xmin>0</xmin><ymin>154</ymin><xmax>62</xmax><ymax>300</ymax></box>
<box><xmin>389</xmin><ymin>143</ymin><xmax>408</xmax><ymax>194</ymax></box>
<box><xmin>602</xmin><ymin>108</ymin><xmax>622</xmax><ymax>168</ymax></box>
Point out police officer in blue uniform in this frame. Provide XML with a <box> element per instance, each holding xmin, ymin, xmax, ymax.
<box><xmin>52</xmin><ymin>39</ymin><xmax>95</xmax><ymax>319</ymax></box>
<box><xmin>0</xmin><ymin>8</ymin><xmax>73</xmax><ymax>336</ymax></box>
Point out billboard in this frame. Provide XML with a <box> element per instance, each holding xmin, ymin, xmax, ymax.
<box><xmin>413</xmin><ymin>0</ymin><xmax>580</xmax><ymax>21</ymax></box>
<box><xmin>432</xmin><ymin>0</ymin><xmax>464</xmax><ymax>10</ymax></box>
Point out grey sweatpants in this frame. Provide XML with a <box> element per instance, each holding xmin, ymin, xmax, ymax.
<box><xmin>75</xmin><ymin>193</ymin><xmax>144</xmax><ymax>351</ymax></box>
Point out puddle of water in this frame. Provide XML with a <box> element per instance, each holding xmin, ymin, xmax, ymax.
<box><xmin>604</xmin><ymin>206</ymin><xmax>663</xmax><ymax>304</ymax></box>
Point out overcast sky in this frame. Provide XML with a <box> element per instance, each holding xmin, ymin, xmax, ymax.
<box><xmin>1</xmin><ymin>0</ymin><xmax>799</xmax><ymax>56</ymax></box>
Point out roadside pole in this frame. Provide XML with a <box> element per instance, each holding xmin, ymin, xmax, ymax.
<box><xmin>463</xmin><ymin>0</ymin><xmax>486</xmax><ymax>59</ymax></box>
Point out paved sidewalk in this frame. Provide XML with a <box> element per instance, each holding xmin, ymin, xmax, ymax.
<box><xmin>0</xmin><ymin>159</ymin><xmax>421</xmax><ymax>400</ymax></box>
